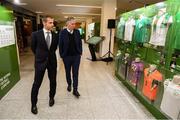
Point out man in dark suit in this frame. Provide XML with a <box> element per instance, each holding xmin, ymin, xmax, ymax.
<box><xmin>59</xmin><ymin>17</ymin><xmax>82</xmax><ymax>98</ymax></box>
<box><xmin>31</xmin><ymin>16</ymin><xmax>58</xmax><ymax>114</ymax></box>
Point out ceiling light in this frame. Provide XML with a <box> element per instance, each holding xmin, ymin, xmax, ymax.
<box><xmin>17</xmin><ymin>3</ymin><xmax>27</xmax><ymax>5</ymax></box>
<box><xmin>62</xmin><ymin>12</ymin><xmax>101</xmax><ymax>16</ymax></box>
<box><xmin>56</xmin><ymin>4</ymin><xmax>102</xmax><ymax>9</ymax></box>
<box><xmin>74</xmin><ymin>17</ymin><xmax>86</xmax><ymax>18</ymax></box>
<box><xmin>14</xmin><ymin>0</ymin><xmax>20</xmax><ymax>4</ymax></box>
<box><xmin>14</xmin><ymin>0</ymin><xmax>27</xmax><ymax>6</ymax></box>
<box><xmin>35</xmin><ymin>11</ymin><xmax>44</xmax><ymax>14</ymax></box>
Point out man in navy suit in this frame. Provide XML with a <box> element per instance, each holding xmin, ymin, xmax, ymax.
<box><xmin>31</xmin><ymin>16</ymin><xmax>59</xmax><ymax>114</ymax></box>
<box><xmin>59</xmin><ymin>17</ymin><xmax>82</xmax><ymax>98</ymax></box>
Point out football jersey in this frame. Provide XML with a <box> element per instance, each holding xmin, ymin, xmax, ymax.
<box><xmin>143</xmin><ymin>68</ymin><xmax>163</xmax><ymax>101</ymax></box>
<box><xmin>134</xmin><ymin>17</ymin><xmax>151</xmax><ymax>43</ymax></box>
<box><xmin>174</xmin><ymin>11</ymin><xmax>180</xmax><ymax>50</ymax></box>
<box><xmin>149</xmin><ymin>13</ymin><xmax>173</xmax><ymax>46</ymax></box>
<box><xmin>161</xmin><ymin>81</ymin><xmax>180</xmax><ymax>119</ymax></box>
<box><xmin>116</xmin><ymin>18</ymin><xmax>126</xmax><ymax>40</ymax></box>
<box><xmin>130</xmin><ymin>61</ymin><xmax>144</xmax><ymax>85</ymax></box>
<box><xmin>124</xmin><ymin>18</ymin><xmax>135</xmax><ymax>41</ymax></box>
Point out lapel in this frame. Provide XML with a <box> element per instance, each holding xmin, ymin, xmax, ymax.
<box><xmin>50</xmin><ymin>32</ymin><xmax>55</xmax><ymax>49</ymax></box>
<box><xmin>65</xmin><ymin>29</ymin><xmax>70</xmax><ymax>44</ymax></box>
<box><xmin>40</xmin><ymin>29</ymin><xmax>55</xmax><ymax>50</ymax></box>
<box><xmin>73</xmin><ymin>30</ymin><xmax>78</xmax><ymax>44</ymax></box>
<box><xmin>39</xmin><ymin>30</ymin><xmax>48</xmax><ymax>50</ymax></box>
<box><xmin>72</xmin><ymin>30</ymin><xmax>78</xmax><ymax>45</ymax></box>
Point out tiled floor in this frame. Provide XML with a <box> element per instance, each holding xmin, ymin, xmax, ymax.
<box><xmin>0</xmin><ymin>43</ymin><xmax>154</xmax><ymax>119</ymax></box>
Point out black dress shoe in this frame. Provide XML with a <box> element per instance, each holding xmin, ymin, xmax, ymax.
<box><xmin>67</xmin><ymin>85</ymin><xmax>71</xmax><ymax>92</ymax></box>
<box><xmin>73</xmin><ymin>90</ymin><xmax>80</xmax><ymax>98</ymax></box>
<box><xmin>31</xmin><ymin>105</ymin><xmax>38</xmax><ymax>114</ymax></box>
<box><xmin>49</xmin><ymin>98</ymin><xmax>55</xmax><ymax>107</ymax></box>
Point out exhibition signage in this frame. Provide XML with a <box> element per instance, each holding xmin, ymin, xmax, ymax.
<box><xmin>0</xmin><ymin>6</ymin><xmax>20</xmax><ymax>99</ymax></box>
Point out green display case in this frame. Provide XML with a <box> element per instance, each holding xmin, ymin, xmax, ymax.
<box><xmin>115</xmin><ymin>0</ymin><xmax>180</xmax><ymax>119</ymax></box>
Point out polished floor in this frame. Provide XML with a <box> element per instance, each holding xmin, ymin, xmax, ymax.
<box><xmin>0</xmin><ymin>43</ymin><xmax>154</xmax><ymax>119</ymax></box>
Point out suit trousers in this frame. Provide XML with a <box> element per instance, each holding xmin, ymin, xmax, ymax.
<box><xmin>31</xmin><ymin>62</ymin><xmax>57</xmax><ymax>106</ymax></box>
<box><xmin>63</xmin><ymin>55</ymin><xmax>81</xmax><ymax>91</ymax></box>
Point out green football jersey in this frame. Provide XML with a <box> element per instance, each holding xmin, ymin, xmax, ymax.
<box><xmin>174</xmin><ymin>11</ymin><xmax>180</xmax><ymax>49</ymax></box>
<box><xmin>116</xmin><ymin>18</ymin><xmax>125</xmax><ymax>40</ymax></box>
<box><xmin>134</xmin><ymin>17</ymin><xmax>151</xmax><ymax>43</ymax></box>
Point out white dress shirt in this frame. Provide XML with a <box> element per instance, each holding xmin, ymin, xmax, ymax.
<box><xmin>43</xmin><ymin>28</ymin><xmax>52</xmax><ymax>46</ymax></box>
<box><xmin>67</xmin><ymin>28</ymin><xmax>74</xmax><ymax>34</ymax></box>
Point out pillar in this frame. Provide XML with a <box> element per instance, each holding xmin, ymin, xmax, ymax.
<box><xmin>85</xmin><ymin>17</ymin><xmax>93</xmax><ymax>41</ymax></box>
<box><xmin>100</xmin><ymin>0</ymin><xmax>117</xmax><ymax>57</ymax></box>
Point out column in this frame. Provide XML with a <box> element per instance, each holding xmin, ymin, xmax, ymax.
<box><xmin>100</xmin><ymin>0</ymin><xmax>117</xmax><ymax>57</ymax></box>
<box><xmin>85</xmin><ymin>17</ymin><xmax>93</xmax><ymax>41</ymax></box>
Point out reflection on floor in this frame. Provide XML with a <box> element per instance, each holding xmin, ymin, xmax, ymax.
<box><xmin>0</xmin><ymin>43</ymin><xmax>154</xmax><ymax>119</ymax></box>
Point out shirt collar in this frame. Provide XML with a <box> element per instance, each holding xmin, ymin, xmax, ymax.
<box><xmin>43</xmin><ymin>28</ymin><xmax>51</xmax><ymax>33</ymax></box>
<box><xmin>67</xmin><ymin>28</ymin><xmax>74</xmax><ymax>34</ymax></box>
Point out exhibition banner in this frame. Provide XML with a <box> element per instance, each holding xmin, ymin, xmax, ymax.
<box><xmin>0</xmin><ymin>6</ymin><xmax>20</xmax><ymax>99</ymax></box>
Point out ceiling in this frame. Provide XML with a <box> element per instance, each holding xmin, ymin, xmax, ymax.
<box><xmin>6</xmin><ymin>0</ymin><xmax>164</xmax><ymax>22</ymax></box>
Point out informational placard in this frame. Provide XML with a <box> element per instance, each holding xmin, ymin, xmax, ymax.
<box><xmin>0</xmin><ymin>72</ymin><xmax>11</xmax><ymax>90</ymax></box>
<box><xmin>0</xmin><ymin>24</ymin><xmax>15</xmax><ymax>48</ymax></box>
<box><xmin>0</xmin><ymin>5</ymin><xmax>20</xmax><ymax>99</ymax></box>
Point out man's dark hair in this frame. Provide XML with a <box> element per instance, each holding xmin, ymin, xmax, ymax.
<box><xmin>42</xmin><ymin>16</ymin><xmax>53</xmax><ymax>22</ymax></box>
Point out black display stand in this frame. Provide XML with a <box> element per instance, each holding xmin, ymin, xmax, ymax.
<box><xmin>101</xmin><ymin>29</ymin><xmax>114</xmax><ymax>63</ymax></box>
<box><xmin>101</xmin><ymin>19</ymin><xmax>115</xmax><ymax>63</ymax></box>
<box><xmin>86</xmin><ymin>36</ymin><xmax>104</xmax><ymax>61</ymax></box>
<box><xmin>88</xmin><ymin>44</ymin><xmax>97</xmax><ymax>61</ymax></box>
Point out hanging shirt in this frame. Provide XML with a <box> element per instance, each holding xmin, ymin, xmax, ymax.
<box><xmin>174</xmin><ymin>11</ymin><xmax>180</xmax><ymax>50</ymax></box>
<box><xmin>124</xmin><ymin>18</ymin><xmax>135</xmax><ymax>41</ymax></box>
<box><xmin>134</xmin><ymin>17</ymin><xmax>151</xmax><ymax>43</ymax></box>
<box><xmin>116</xmin><ymin>17</ymin><xmax>126</xmax><ymax>40</ymax></box>
<box><xmin>160</xmin><ymin>80</ymin><xmax>180</xmax><ymax>119</ymax></box>
<box><xmin>143</xmin><ymin>68</ymin><xmax>163</xmax><ymax>101</ymax></box>
<box><xmin>149</xmin><ymin>13</ymin><xmax>173</xmax><ymax>46</ymax></box>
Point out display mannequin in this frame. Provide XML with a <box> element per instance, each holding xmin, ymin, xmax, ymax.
<box><xmin>130</xmin><ymin>57</ymin><xmax>144</xmax><ymax>87</ymax></box>
<box><xmin>124</xmin><ymin>53</ymin><xmax>130</xmax><ymax>64</ymax></box>
<box><xmin>170</xmin><ymin>56</ymin><xmax>177</xmax><ymax>72</ymax></box>
<box><xmin>143</xmin><ymin>64</ymin><xmax>163</xmax><ymax>102</ymax></box>
<box><xmin>115</xmin><ymin>50</ymin><xmax>122</xmax><ymax>72</ymax></box>
<box><xmin>124</xmin><ymin>53</ymin><xmax>130</xmax><ymax>80</ymax></box>
<box><xmin>160</xmin><ymin>75</ymin><xmax>180</xmax><ymax>119</ymax></box>
<box><xmin>119</xmin><ymin>53</ymin><xmax>130</xmax><ymax>80</ymax></box>
<box><xmin>149</xmin><ymin>64</ymin><xmax>158</xmax><ymax>76</ymax></box>
<box><xmin>172</xmin><ymin>75</ymin><xmax>180</xmax><ymax>85</ymax></box>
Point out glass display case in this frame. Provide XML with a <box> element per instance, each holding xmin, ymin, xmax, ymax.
<box><xmin>115</xmin><ymin>0</ymin><xmax>180</xmax><ymax>119</ymax></box>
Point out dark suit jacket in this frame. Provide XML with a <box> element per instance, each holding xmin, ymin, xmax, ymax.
<box><xmin>59</xmin><ymin>29</ymin><xmax>82</xmax><ymax>58</ymax></box>
<box><xmin>31</xmin><ymin>29</ymin><xmax>59</xmax><ymax>70</ymax></box>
